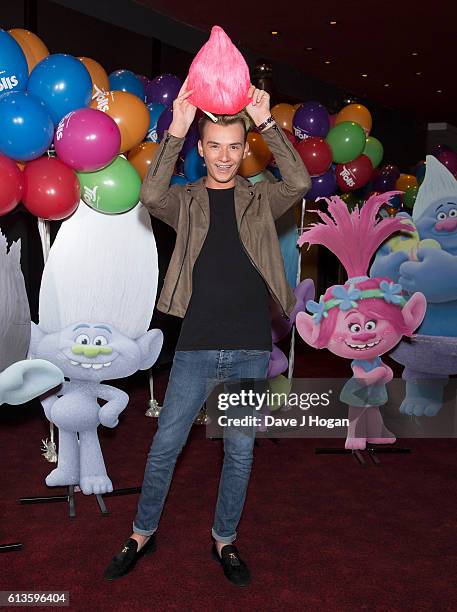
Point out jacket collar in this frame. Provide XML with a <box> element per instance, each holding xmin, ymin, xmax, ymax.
<box><xmin>186</xmin><ymin>175</ymin><xmax>256</xmax><ymax>222</ymax></box>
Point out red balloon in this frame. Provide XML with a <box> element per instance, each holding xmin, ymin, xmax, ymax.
<box><xmin>336</xmin><ymin>154</ymin><xmax>373</xmax><ymax>192</ymax></box>
<box><xmin>23</xmin><ymin>157</ymin><xmax>80</xmax><ymax>220</ymax></box>
<box><xmin>295</xmin><ymin>137</ymin><xmax>332</xmax><ymax>177</ymax></box>
<box><xmin>0</xmin><ymin>153</ymin><xmax>24</xmax><ymax>216</ymax></box>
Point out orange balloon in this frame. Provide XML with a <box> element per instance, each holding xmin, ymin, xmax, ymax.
<box><xmin>396</xmin><ymin>174</ymin><xmax>418</xmax><ymax>192</ymax></box>
<box><xmin>16</xmin><ymin>162</ymin><xmax>25</xmax><ymax>171</ymax></box>
<box><xmin>271</xmin><ymin>103</ymin><xmax>295</xmax><ymax>132</ymax></box>
<box><xmin>238</xmin><ymin>132</ymin><xmax>272</xmax><ymax>178</ymax></box>
<box><xmin>78</xmin><ymin>57</ymin><xmax>110</xmax><ymax>98</ymax></box>
<box><xmin>293</xmin><ymin>103</ymin><xmax>302</xmax><ymax>111</ymax></box>
<box><xmin>335</xmin><ymin>104</ymin><xmax>372</xmax><ymax>135</ymax></box>
<box><xmin>90</xmin><ymin>90</ymin><xmax>149</xmax><ymax>153</ymax></box>
<box><xmin>8</xmin><ymin>28</ymin><xmax>49</xmax><ymax>73</ymax></box>
<box><xmin>127</xmin><ymin>141</ymin><xmax>160</xmax><ymax>181</ymax></box>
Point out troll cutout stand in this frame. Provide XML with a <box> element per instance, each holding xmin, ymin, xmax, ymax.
<box><xmin>372</xmin><ymin>156</ymin><xmax>457</xmax><ymax>416</ymax></box>
<box><xmin>295</xmin><ymin>193</ymin><xmax>426</xmax><ymax>450</ymax></box>
<box><xmin>29</xmin><ymin>203</ymin><xmax>163</xmax><ymax>496</ymax></box>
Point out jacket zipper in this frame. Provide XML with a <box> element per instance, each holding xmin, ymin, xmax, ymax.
<box><xmin>152</xmin><ymin>133</ymin><xmax>171</xmax><ymax>178</ymax></box>
<box><xmin>239</xmin><ymin>193</ymin><xmax>290</xmax><ymax>320</ymax></box>
<box><xmin>166</xmin><ymin>197</ymin><xmax>192</xmax><ymax>313</ymax></box>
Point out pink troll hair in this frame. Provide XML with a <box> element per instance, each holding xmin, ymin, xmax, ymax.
<box><xmin>187</xmin><ymin>26</ymin><xmax>251</xmax><ymax>115</ymax></box>
<box><xmin>298</xmin><ymin>191</ymin><xmax>413</xmax><ymax>278</ymax></box>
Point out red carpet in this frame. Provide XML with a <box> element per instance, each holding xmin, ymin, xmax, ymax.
<box><xmin>1</xmin><ymin>344</ymin><xmax>456</xmax><ymax>611</ymax></box>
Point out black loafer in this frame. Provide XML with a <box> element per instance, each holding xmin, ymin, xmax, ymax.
<box><xmin>104</xmin><ymin>534</ymin><xmax>156</xmax><ymax>581</ymax></box>
<box><xmin>211</xmin><ymin>543</ymin><xmax>251</xmax><ymax>586</ymax></box>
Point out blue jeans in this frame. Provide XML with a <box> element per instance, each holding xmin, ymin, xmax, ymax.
<box><xmin>133</xmin><ymin>349</ymin><xmax>270</xmax><ymax>544</ymax></box>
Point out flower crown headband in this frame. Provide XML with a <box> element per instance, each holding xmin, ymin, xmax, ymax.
<box><xmin>306</xmin><ymin>278</ymin><xmax>406</xmax><ymax>325</ymax></box>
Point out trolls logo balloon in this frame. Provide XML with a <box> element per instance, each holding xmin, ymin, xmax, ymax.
<box><xmin>187</xmin><ymin>26</ymin><xmax>250</xmax><ymax>115</ymax></box>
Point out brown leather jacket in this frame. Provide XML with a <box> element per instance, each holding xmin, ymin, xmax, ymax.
<box><xmin>140</xmin><ymin>123</ymin><xmax>311</xmax><ymax>319</ymax></box>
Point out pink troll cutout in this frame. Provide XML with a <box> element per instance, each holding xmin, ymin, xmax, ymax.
<box><xmin>187</xmin><ymin>26</ymin><xmax>251</xmax><ymax>115</ymax></box>
<box><xmin>296</xmin><ymin>192</ymin><xmax>427</xmax><ymax>450</ymax></box>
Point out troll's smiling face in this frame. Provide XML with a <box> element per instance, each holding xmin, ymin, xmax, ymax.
<box><xmin>416</xmin><ymin>198</ymin><xmax>457</xmax><ymax>254</ymax></box>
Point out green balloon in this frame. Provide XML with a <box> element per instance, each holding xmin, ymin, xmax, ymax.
<box><xmin>77</xmin><ymin>156</ymin><xmax>141</xmax><ymax>214</ymax></box>
<box><xmin>403</xmin><ymin>184</ymin><xmax>418</xmax><ymax>209</ymax></box>
<box><xmin>363</xmin><ymin>136</ymin><xmax>383</xmax><ymax>168</ymax></box>
<box><xmin>326</xmin><ymin>121</ymin><xmax>366</xmax><ymax>164</ymax></box>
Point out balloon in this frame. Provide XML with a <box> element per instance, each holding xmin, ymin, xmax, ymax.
<box><xmin>372</xmin><ymin>171</ymin><xmax>397</xmax><ymax>193</ymax></box>
<box><xmin>403</xmin><ymin>184</ymin><xmax>418</xmax><ymax>209</ymax></box>
<box><xmin>380</xmin><ymin>164</ymin><xmax>400</xmax><ymax>180</ymax></box>
<box><xmin>292</xmin><ymin>101</ymin><xmax>330</xmax><ymax>140</ymax></box>
<box><xmin>8</xmin><ymin>28</ymin><xmax>49</xmax><ymax>74</ymax></box>
<box><xmin>329</xmin><ymin>114</ymin><xmax>337</xmax><ymax>128</ymax></box>
<box><xmin>23</xmin><ymin>157</ymin><xmax>80</xmax><ymax>220</ymax></box>
<box><xmin>341</xmin><ymin>192</ymin><xmax>364</xmax><ymax>211</ymax></box>
<box><xmin>238</xmin><ymin>132</ymin><xmax>272</xmax><ymax>178</ymax></box>
<box><xmin>156</xmin><ymin>104</ymin><xmax>173</xmax><ymax>140</ymax></box>
<box><xmin>271</xmin><ymin>103</ymin><xmax>295</xmax><ymax>132</ymax></box>
<box><xmin>137</xmin><ymin>74</ymin><xmax>150</xmax><ymax>88</ymax></box>
<box><xmin>90</xmin><ymin>90</ymin><xmax>149</xmax><ymax>153</ymax></box>
<box><xmin>180</xmin><ymin>121</ymin><xmax>200</xmax><ymax>160</ymax></box>
<box><xmin>27</xmin><ymin>53</ymin><xmax>92</xmax><ymax>125</ymax></box>
<box><xmin>363</xmin><ymin>136</ymin><xmax>383</xmax><ymax>168</ymax></box>
<box><xmin>431</xmin><ymin>144</ymin><xmax>452</xmax><ymax>157</ymax></box>
<box><xmin>415</xmin><ymin>160</ymin><xmax>426</xmax><ymax>184</ymax></box>
<box><xmin>295</xmin><ymin>137</ymin><xmax>332</xmax><ymax>177</ymax></box>
<box><xmin>78</xmin><ymin>57</ymin><xmax>109</xmax><ymax>98</ymax></box>
<box><xmin>54</xmin><ymin>108</ymin><xmax>121</xmax><ymax>172</ymax></box>
<box><xmin>326</xmin><ymin>121</ymin><xmax>366</xmax><ymax>164</ymax></box>
<box><xmin>0</xmin><ymin>29</ymin><xmax>28</xmax><ymax>93</ymax></box>
<box><xmin>187</xmin><ymin>26</ymin><xmax>250</xmax><ymax>114</ymax></box>
<box><xmin>77</xmin><ymin>155</ymin><xmax>141</xmax><ymax>214</ymax></box>
<box><xmin>0</xmin><ymin>153</ymin><xmax>24</xmax><ymax>215</ymax></box>
<box><xmin>170</xmin><ymin>174</ymin><xmax>187</xmax><ymax>186</ymax></box>
<box><xmin>0</xmin><ymin>91</ymin><xmax>54</xmax><ymax>161</ymax></box>
<box><xmin>336</xmin><ymin>155</ymin><xmax>373</xmax><ymax>192</ymax></box>
<box><xmin>306</xmin><ymin>167</ymin><xmax>337</xmax><ymax>200</ymax></box>
<box><xmin>395</xmin><ymin>174</ymin><xmax>417</xmax><ymax>192</ymax></box>
<box><xmin>127</xmin><ymin>141</ymin><xmax>159</xmax><ymax>181</ymax></box>
<box><xmin>335</xmin><ymin>104</ymin><xmax>372</xmax><ymax>135</ymax></box>
<box><xmin>183</xmin><ymin>147</ymin><xmax>207</xmax><ymax>182</ymax></box>
<box><xmin>436</xmin><ymin>149</ymin><xmax>457</xmax><ymax>174</ymax></box>
<box><xmin>145</xmin><ymin>102</ymin><xmax>166</xmax><ymax>142</ymax></box>
<box><xmin>145</xmin><ymin>73</ymin><xmax>182</xmax><ymax>106</ymax></box>
<box><xmin>109</xmin><ymin>69</ymin><xmax>145</xmax><ymax>100</ymax></box>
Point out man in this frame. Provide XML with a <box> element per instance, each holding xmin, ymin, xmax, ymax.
<box><xmin>104</xmin><ymin>81</ymin><xmax>310</xmax><ymax>585</ymax></box>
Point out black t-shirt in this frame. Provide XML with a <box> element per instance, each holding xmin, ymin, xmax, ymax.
<box><xmin>176</xmin><ymin>187</ymin><xmax>272</xmax><ymax>351</ymax></box>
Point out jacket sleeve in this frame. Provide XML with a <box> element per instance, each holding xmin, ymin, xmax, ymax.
<box><xmin>140</xmin><ymin>132</ymin><xmax>185</xmax><ymax>230</ymax></box>
<box><xmin>260</xmin><ymin>124</ymin><xmax>311</xmax><ymax>221</ymax></box>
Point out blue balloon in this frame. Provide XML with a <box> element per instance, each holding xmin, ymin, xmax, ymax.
<box><xmin>0</xmin><ymin>29</ymin><xmax>28</xmax><ymax>93</ymax></box>
<box><xmin>27</xmin><ymin>54</ymin><xmax>92</xmax><ymax>125</ymax></box>
<box><xmin>0</xmin><ymin>91</ymin><xmax>54</xmax><ymax>161</ymax></box>
<box><xmin>170</xmin><ymin>175</ymin><xmax>187</xmax><ymax>186</ymax></box>
<box><xmin>184</xmin><ymin>147</ymin><xmax>207</xmax><ymax>182</ymax></box>
<box><xmin>146</xmin><ymin>102</ymin><xmax>165</xmax><ymax>142</ymax></box>
<box><xmin>109</xmin><ymin>69</ymin><xmax>145</xmax><ymax>100</ymax></box>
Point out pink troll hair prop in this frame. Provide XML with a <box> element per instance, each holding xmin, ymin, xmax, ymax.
<box><xmin>298</xmin><ymin>191</ymin><xmax>412</xmax><ymax>279</ymax></box>
<box><xmin>187</xmin><ymin>25</ymin><xmax>251</xmax><ymax>115</ymax></box>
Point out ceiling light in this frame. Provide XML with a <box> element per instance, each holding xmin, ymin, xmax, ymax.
<box><xmin>361</xmin><ymin>73</ymin><xmax>368</xmax><ymax>78</ymax></box>
<box><xmin>411</xmin><ymin>51</ymin><xmax>419</xmax><ymax>56</ymax></box>
<box><xmin>270</xmin><ymin>30</ymin><xmax>279</xmax><ymax>36</ymax></box>
<box><xmin>415</xmin><ymin>71</ymin><xmax>422</xmax><ymax>75</ymax></box>
<box><xmin>436</xmin><ymin>89</ymin><xmax>443</xmax><ymax>93</ymax></box>
<box><xmin>305</xmin><ymin>47</ymin><xmax>313</xmax><ymax>51</ymax></box>
<box><xmin>384</xmin><ymin>83</ymin><xmax>390</xmax><ymax>87</ymax></box>
<box><xmin>330</xmin><ymin>20</ymin><xmax>337</xmax><ymax>25</ymax></box>
<box><xmin>324</xmin><ymin>60</ymin><xmax>331</xmax><ymax>64</ymax></box>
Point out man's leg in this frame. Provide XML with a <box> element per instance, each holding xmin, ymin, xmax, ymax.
<box><xmin>133</xmin><ymin>350</ymin><xmax>218</xmax><ymax>539</ymax></box>
<box><xmin>212</xmin><ymin>350</ymin><xmax>270</xmax><ymax>546</ymax></box>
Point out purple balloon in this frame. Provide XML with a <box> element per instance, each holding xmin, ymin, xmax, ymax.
<box><xmin>307</xmin><ymin>167</ymin><xmax>336</xmax><ymax>200</ymax></box>
<box><xmin>431</xmin><ymin>143</ymin><xmax>453</xmax><ymax>157</ymax></box>
<box><xmin>293</xmin><ymin>101</ymin><xmax>330</xmax><ymax>140</ymax></box>
<box><xmin>380</xmin><ymin>164</ymin><xmax>400</xmax><ymax>180</ymax></box>
<box><xmin>157</xmin><ymin>105</ymin><xmax>173</xmax><ymax>140</ymax></box>
<box><xmin>180</xmin><ymin>121</ymin><xmax>200</xmax><ymax>159</ymax></box>
<box><xmin>137</xmin><ymin>74</ymin><xmax>150</xmax><ymax>87</ymax></box>
<box><xmin>372</xmin><ymin>172</ymin><xmax>397</xmax><ymax>193</ymax></box>
<box><xmin>436</xmin><ymin>150</ymin><xmax>457</xmax><ymax>175</ymax></box>
<box><xmin>145</xmin><ymin>73</ymin><xmax>182</xmax><ymax>106</ymax></box>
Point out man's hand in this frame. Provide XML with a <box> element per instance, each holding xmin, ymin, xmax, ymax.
<box><xmin>245</xmin><ymin>85</ymin><xmax>275</xmax><ymax>129</ymax></box>
<box><xmin>168</xmin><ymin>78</ymin><xmax>197</xmax><ymax>139</ymax></box>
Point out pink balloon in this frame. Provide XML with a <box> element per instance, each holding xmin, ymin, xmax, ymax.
<box><xmin>54</xmin><ymin>108</ymin><xmax>121</xmax><ymax>172</ymax></box>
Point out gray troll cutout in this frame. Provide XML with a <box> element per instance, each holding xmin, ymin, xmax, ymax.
<box><xmin>0</xmin><ymin>232</ymin><xmax>63</xmax><ymax>406</ymax></box>
<box><xmin>29</xmin><ymin>203</ymin><xmax>163</xmax><ymax>495</ymax></box>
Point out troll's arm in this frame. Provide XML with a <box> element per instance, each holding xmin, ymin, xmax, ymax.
<box><xmin>352</xmin><ymin>363</ymin><xmax>393</xmax><ymax>386</ymax></box>
<box><xmin>97</xmin><ymin>385</ymin><xmax>129</xmax><ymax>428</ymax></box>
<box><xmin>370</xmin><ymin>244</ymin><xmax>410</xmax><ymax>283</ymax></box>
<box><xmin>399</xmin><ymin>248</ymin><xmax>457</xmax><ymax>302</ymax></box>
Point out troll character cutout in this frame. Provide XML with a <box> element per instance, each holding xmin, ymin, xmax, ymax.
<box><xmin>295</xmin><ymin>193</ymin><xmax>426</xmax><ymax>450</ymax></box>
<box><xmin>371</xmin><ymin>156</ymin><xmax>457</xmax><ymax>416</ymax></box>
<box><xmin>29</xmin><ymin>203</ymin><xmax>163</xmax><ymax>495</ymax></box>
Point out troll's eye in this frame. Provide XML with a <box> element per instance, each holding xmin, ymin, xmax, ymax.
<box><xmin>75</xmin><ymin>334</ymin><xmax>90</xmax><ymax>345</ymax></box>
<box><xmin>365</xmin><ymin>320</ymin><xmax>376</xmax><ymax>331</ymax></box>
<box><xmin>437</xmin><ymin>211</ymin><xmax>447</xmax><ymax>221</ymax></box>
<box><xmin>93</xmin><ymin>335</ymin><xmax>108</xmax><ymax>346</ymax></box>
<box><xmin>349</xmin><ymin>323</ymin><xmax>361</xmax><ymax>333</ymax></box>
<box><xmin>449</xmin><ymin>209</ymin><xmax>457</xmax><ymax>218</ymax></box>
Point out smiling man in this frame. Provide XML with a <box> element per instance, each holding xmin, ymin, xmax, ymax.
<box><xmin>104</xmin><ymin>81</ymin><xmax>310</xmax><ymax>585</ymax></box>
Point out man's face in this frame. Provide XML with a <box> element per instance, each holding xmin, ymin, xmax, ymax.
<box><xmin>198</xmin><ymin>121</ymin><xmax>249</xmax><ymax>187</ymax></box>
